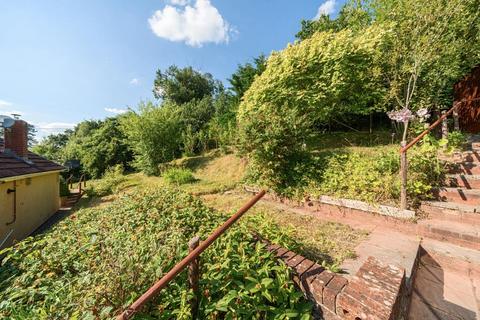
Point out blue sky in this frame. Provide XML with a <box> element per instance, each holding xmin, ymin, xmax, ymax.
<box><xmin>0</xmin><ymin>0</ymin><xmax>343</xmax><ymax>139</ymax></box>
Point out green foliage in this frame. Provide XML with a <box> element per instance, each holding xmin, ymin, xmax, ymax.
<box><xmin>120</xmin><ymin>102</ymin><xmax>183</xmax><ymax>175</ymax></box>
<box><xmin>59</xmin><ymin>176</ymin><xmax>70</xmax><ymax>197</ymax></box>
<box><xmin>296</xmin><ymin>1</ymin><xmax>373</xmax><ymax>40</ymax></box>
<box><xmin>303</xmin><ymin>144</ymin><xmax>444</xmax><ymax>206</ymax></box>
<box><xmin>239</xmin><ymin>26</ymin><xmax>389</xmax><ymax>191</ymax></box>
<box><xmin>0</xmin><ymin>187</ymin><xmax>312</xmax><ymax>319</ymax></box>
<box><xmin>228</xmin><ymin>55</ymin><xmax>267</xmax><ymax>101</ymax></box>
<box><xmin>35</xmin><ymin>118</ymin><xmax>132</xmax><ymax>179</ymax></box>
<box><xmin>310</xmin><ymin>149</ymin><xmax>399</xmax><ymax>203</ymax></box>
<box><xmin>445</xmin><ymin>131</ymin><xmax>466</xmax><ymax>152</ymax></box>
<box><xmin>153</xmin><ymin>65</ymin><xmax>221</xmax><ymax>105</ymax></box>
<box><xmin>32</xmin><ymin>130</ymin><xmax>73</xmax><ymax>163</ymax></box>
<box><xmin>374</xmin><ymin>0</ymin><xmax>480</xmax><ymax>110</ymax></box>
<box><xmin>163</xmin><ymin>168</ymin><xmax>196</xmax><ymax>185</ymax></box>
<box><xmin>86</xmin><ymin>165</ymin><xmax>126</xmax><ymax>197</ymax></box>
<box><xmin>64</xmin><ymin>118</ymin><xmax>132</xmax><ymax>178</ymax></box>
<box><xmin>407</xmin><ymin>142</ymin><xmax>444</xmax><ymax>203</ymax></box>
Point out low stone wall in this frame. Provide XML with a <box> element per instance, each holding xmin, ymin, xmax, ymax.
<box><xmin>244</xmin><ymin>187</ymin><xmax>415</xmax><ymax>220</ymax></box>
<box><xmin>262</xmin><ymin>240</ymin><xmax>406</xmax><ymax>320</ymax></box>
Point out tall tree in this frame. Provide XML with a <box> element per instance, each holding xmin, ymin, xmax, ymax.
<box><xmin>228</xmin><ymin>55</ymin><xmax>267</xmax><ymax>101</ymax></box>
<box><xmin>296</xmin><ymin>0</ymin><xmax>372</xmax><ymax>40</ymax></box>
<box><xmin>153</xmin><ymin>66</ymin><xmax>220</xmax><ymax>105</ymax></box>
<box><xmin>375</xmin><ymin>0</ymin><xmax>480</xmax><ymax>113</ymax></box>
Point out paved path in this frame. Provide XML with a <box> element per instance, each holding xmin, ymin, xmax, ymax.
<box><xmin>259</xmin><ymin>197</ymin><xmax>480</xmax><ymax>319</ymax></box>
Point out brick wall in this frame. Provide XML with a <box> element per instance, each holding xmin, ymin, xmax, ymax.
<box><xmin>261</xmin><ymin>239</ymin><xmax>406</xmax><ymax>320</ymax></box>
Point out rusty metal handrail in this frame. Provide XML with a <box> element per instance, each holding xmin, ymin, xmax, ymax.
<box><xmin>78</xmin><ymin>174</ymin><xmax>87</xmax><ymax>194</ymax></box>
<box><xmin>117</xmin><ymin>190</ymin><xmax>266</xmax><ymax>320</ymax></box>
<box><xmin>400</xmin><ymin>97</ymin><xmax>480</xmax><ymax>153</ymax></box>
<box><xmin>66</xmin><ymin>174</ymin><xmax>74</xmax><ymax>189</ymax></box>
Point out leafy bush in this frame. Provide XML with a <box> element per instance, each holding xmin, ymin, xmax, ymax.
<box><xmin>304</xmin><ymin>143</ymin><xmax>445</xmax><ymax>205</ymax></box>
<box><xmin>310</xmin><ymin>149</ymin><xmax>399</xmax><ymax>204</ymax></box>
<box><xmin>238</xmin><ymin>26</ymin><xmax>389</xmax><ymax>191</ymax></box>
<box><xmin>120</xmin><ymin>102</ymin><xmax>183</xmax><ymax>175</ymax></box>
<box><xmin>163</xmin><ymin>168</ymin><xmax>196</xmax><ymax>185</ymax></box>
<box><xmin>0</xmin><ymin>187</ymin><xmax>312</xmax><ymax>319</ymax></box>
<box><xmin>86</xmin><ymin>165</ymin><xmax>126</xmax><ymax>197</ymax></box>
<box><xmin>445</xmin><ymin>131</ymin><xmax>466</xmax><ymax>152</ymax></box>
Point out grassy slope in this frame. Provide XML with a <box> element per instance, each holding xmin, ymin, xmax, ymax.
<box><xmin>123</xmin><ymin>150</ymin><xmax>367</xmax><ymax>269</ymax></box>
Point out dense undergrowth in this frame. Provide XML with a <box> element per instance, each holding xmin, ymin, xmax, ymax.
<box><xmin>0</xmin><ymin>187</ymin><xmax>312</xmax><ymax>319</ymax></box>
<box><xmin>245</xmin><ymin>135</ymin><xmax>446</xmax><ymax>207</ymax></box>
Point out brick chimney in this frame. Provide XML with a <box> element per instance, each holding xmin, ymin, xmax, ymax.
<box><xmin>4</xmin><ymin>120</ymin><xmax>29</xmax><ymax>160</ymax></box>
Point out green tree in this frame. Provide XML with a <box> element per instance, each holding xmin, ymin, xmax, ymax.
<box><xmin>32</xmin><ymin>130</ymin><xmax>73</xmax><ymax>162</ymax></box>
<box><xmin>153</xmin><ymin>66</ymin><xmax>220</xmax><ymax>104</ymax></box>
<box><xmin>296</xmin><ymin>0</ymin><xmax>372</xmax><ymax>40</ymax></box>
<box><xmin>374</xmin><ymin>0</ymin><xmax>480</xmax><ymax>113</ymax></box>
<box><xmin>238</xmin><ymin>26</ymin><xmax>389</xmax><ymax>192</ymax></box>
<box><xmin>120</xmin><ymin>102</ymin><xmax>182</xmax><ymax>175</ymax></box>
<box><xmin>228</xmin><ymin>55</ymin><xmax>267</xmax><ymax>101</ymax></box>
<box><xmin>62</xmin><ymin>118</ymin><xmax>132</xmax><ymax>178</ymax></box>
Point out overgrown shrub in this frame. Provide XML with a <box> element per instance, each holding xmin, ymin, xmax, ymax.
<box><xmin>163</xmin><ymin>168</ymin><xmax>196</xmax><ymax>185</ymax></box>
<box><xmin>305</xmin><ymin>143</ymin><xmax>444</xmax><ymax>206</ymax></box>
<box><xmin>120</xmin><ymin>102</ymin><xmax>183</xmax><ymax>175</ymax></box>
<box><xmin>310</xmin><ymin>149</ymin><xmax>399</xmax><ymax>203</ymax></box>
<box><xmin>238</xmin><ymin>26</ymin><xmax>389</xmax><ymax>191</ymax></box>
<box><xmin>86</xmin><ymin>165</ymin><xmax>126</xmax><ymax>197</ymax></box>
<box><xmin>0</xmin><ymin>187</ymin><xmax>312</xmax><ymax>319</ymax></box>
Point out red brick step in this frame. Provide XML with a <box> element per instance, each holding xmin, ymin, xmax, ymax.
<box><xmin>448</xmin><ymin>162</ymin><xmax>480</xmax><ymax>175</ymax></box>
<box><xmin>417</xmin><ymin>219</ymin><xmax>480</xmax><ymax>250</ymax></box>
<box><xmin>421</xmin><ymin>201</ymin><xmax>480</xmax><ymax>226</ymax></box>
<box><xmin>445</xmin><ymin>174</ymin><xmax>480</xmax><ymax>189</ymax></box>
<box><xmin>432</xmin><ymin>187</ymin><xmax>480</xmax><ymax>205</ymax></box>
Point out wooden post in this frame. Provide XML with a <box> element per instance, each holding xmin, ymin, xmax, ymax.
<box><xmin>400</xmin><ymin>141</ymin><xmax>408</xmax><ymax>210</ymax></box>
<box><xmin>441</xmin><ymin>111</ymin><xmax>449</xmax><ymax>139</ymax></box>
<box><xmin>188</xmin><ymin>236</ymin><xmax>200</xmax><ymax>319</ymax></box>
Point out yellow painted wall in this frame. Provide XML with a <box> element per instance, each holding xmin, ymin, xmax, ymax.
<box><xmin>0</xmin><ymin>172</ymin><xmax>60</xmax><ymax>249</ymax></box>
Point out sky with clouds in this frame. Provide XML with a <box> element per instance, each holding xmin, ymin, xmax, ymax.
<box><xmin>0</xmin><ymin>0</ymin><xmax>343</xmax><ymax>139</ymax></box>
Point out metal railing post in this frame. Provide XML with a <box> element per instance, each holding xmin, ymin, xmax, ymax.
<box><xmin>441</xmin><ymin>111</ymin><xmax>449</xmax><ymax>139</ymax></box>
<box><xmin>400</xmin><ymin>141</ymin><xmax>408</xmax><ymax>210</ymax></box>
<box><xmin>188</xmin><ymin>236</ymin><xmax>200</xmax><ymax>319</ymax></box>
<box><xmin>453</xmin><ymin>105</ymin><xmax>460</xmax><ymax>131</ymax></box>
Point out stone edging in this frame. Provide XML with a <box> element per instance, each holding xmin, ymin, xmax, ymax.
<box><xmin>244</xmin><ymin>186</ymin><xmax>415</xmax><ymax>219</ymax></box>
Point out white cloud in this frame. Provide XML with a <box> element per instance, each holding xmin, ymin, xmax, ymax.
<box><xmin>36</xmin><ymin>122</ymin><xmax>76</xmax><ymax>130</ymax></box>
<box><xmin>315</xmin><ymin>0</ymin><xmax>336</xmax><ymax>19</ymax></box>
<box><xmin>149</xmin><ymin>0</ymin><xmax>233</xmax><ymax>47</ymax></box>
<box><xmin>31</xmin><ymin>122</ymin><xmax>75</xmax><ymax>139</ymax></box>
<box><xmin>169</xmin><ymin>0</ymin><xmax>190</xmax><ymax>5</ymax></box>
<box><xmin>130</xmin><ymin>78</ymin><xmax>140</xmax><ymax>85</ymax></box>
<box><xmin>0</xmin><ymin>99</ymin><xmax>13</xmax><ymax>108</ymax></box>
<box><xmin>35</xmin><ymin>122</ymin><xmax>76</xmax><ymax>136</ymax></box>
<box><xmin>105</xmin><ymin>107</ymin><xmax>128</xmax><ymax>114</ymax></box>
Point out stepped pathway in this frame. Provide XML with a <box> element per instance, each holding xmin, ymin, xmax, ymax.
<box><xmin>408</xmin><ymin>239</ymin><xmax>480</xmax><ymax>320</ymax></box>
<box><xmin>420</xmin><ymin>137</ymin><xmax>480</xmax><ymax>250</ymax></box>
<box><xmin>63</xmin><ymin>189</ymin><xmax>83</xmax><ymax>209</ymax></box>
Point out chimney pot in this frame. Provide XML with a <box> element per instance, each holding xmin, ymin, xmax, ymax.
<box><xmin>4</xmin><ymin>120</ymin><xmax>29</xmax><ymax>160</ymax></box>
